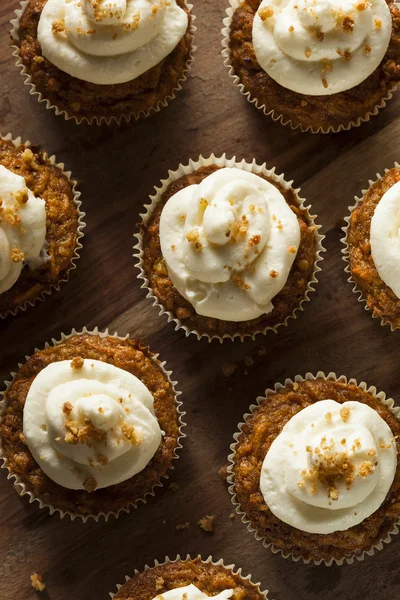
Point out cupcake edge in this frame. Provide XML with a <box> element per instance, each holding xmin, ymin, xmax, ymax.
<box><xmin>0</xmin><ymin>326</ymin><xmax>186</xmax><ymax>522</ymax></box>
<box><xmin>134</xmin><ymin>153</ymin><xmax>325</xmax><ymax>343</ymax></box>
<box><xmin>109</xmin><ymin>554</ymin><xmax>270</xmax><ymax>599</ymax></box>
<box><xmin>341</xmin><ymin>161</ymin><xmax>400</xmax><ymax>331</ymax></box>
<box><xmin>221</xmin><ymin>0</ymin><xmax>398</xmax><ymax>135</ymax></box>
<box><xmin>10</xmin><ymin>0</ymin><xmax>197</xmax><ymax>126</ymax></box>
<box><xmin>0</xmin><ymin>132</ymin><xmax>85</xmax><ymax>319</ymax></box>
<box><xmin>227</xmin><ymin>370</ymin><xmax>400</xmax><ymax>566</ymax></box>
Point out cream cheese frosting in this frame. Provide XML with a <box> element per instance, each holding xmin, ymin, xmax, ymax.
<box><xmin>23</xmin><ymin>359</ymin><xmax>162</xmax><ymax>491</ymax></box>
<box><xmin>260</xmin><ymin>399</ymin><xmax>397</xmax><ymax>534</ymax></box>
<box><xmin>370</xmin><ymin>180</ymin><xmax>400</xmax><ymax>299</ymax></box>
<box><xmin>152</xmin><ymin>585</ymin><xmax>233</xmax><ymax>600</ymax></box>
<box><xmin>0</xmin><ymin>165</ymin><xmax>46</xmax><ymax>295</ymax></box>
<box><xmin>37</xmin><ymin>0</ymin><xmax>189</xmax><ymax>85</ymax></box>
<box><xmin>252</xmin><ymin>0</ymin><xmax>392</xmax><ymax>95</ymax></box>
<box><xmin>159</xmin><ymin>167</ymin><xmax>301</xmax><ymax>322</ymax></box>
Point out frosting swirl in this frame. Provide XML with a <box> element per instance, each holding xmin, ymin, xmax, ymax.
<box><xmin>252</xmin><ymin>0</ymin><xmax>392</xmax><ymax>95</ymax></box>
<box><xmin>370</xmin><ymin>180</ymin><xmax>400</xmax><ymax>299</ymax></box>
<box><xmin>0</xmin><ymin>164</ymin><xmax>46</xmax><ymax>295</ymax></box>
<box><xmin>260</xmin><ymin>399</ymin><xmax>397</xmax><ymax>534</ymax></box>
<box><xmin>23</xmin><ymin>359</ymin><xmax>162</xmax><ymax>491</ymax></box>
<box><xmin>151</xmin><ymin>585</ymin><xmax>233</xmax><ymax>600</ymax></box>
<box><xmin>37</xmin><ymin>0</ymin><xmax>189</xmax><ymax>84</ymax></box>
<box><xmin>159</xmin><ymin>168</ymin><xmax>301</xmax><ymax>322</ymax></box>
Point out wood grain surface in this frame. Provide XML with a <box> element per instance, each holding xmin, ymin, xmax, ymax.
<box><xmin>1</xmin><ymin>1</ymin><xmax>400</xmax><ymax>599</ymax></box>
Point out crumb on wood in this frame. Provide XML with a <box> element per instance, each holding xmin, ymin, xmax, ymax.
<box><xmin>229</xmin><ymin>513</ymin><xmax>236</xmax><ymax>519</ymax></box>
<box><xmin>176</xmin><ymin>522</ymin><xmax>190</xmax><ymax>530</ymax></box>
<box><xmin>222</xmin><ymin>363</ymin><xmax>236</xmax><ymax>377</ymax></box>
<box><xmin>198</xmin><ymin>515</ymin><xmax>215</xmax><ymax>532</ymax></box>
<box><xmin>219</xmin><ymin>465</ymin><xmax>229</xmax><ymax>481</ymax></box>
<box><xmin>30</xmin><ymin>573</ymin><xmax>46</xmax><ymax>592</ymax></box>
<box><xmin>169</xmin><ymin>482</ymin><xmax>180</xmax><ymax>492</ymax></box>
<box><xmin>244</xmin><ymin>356</ymin><xmax>254</xmax><ymax>367</ymax></box>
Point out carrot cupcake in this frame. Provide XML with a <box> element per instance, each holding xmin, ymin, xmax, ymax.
<box><xmin>136</xmin><ymin>156</ymin><xmax>324</xmax><ymax>341</ymax></box>
<box><xmin>12</xmin><ymin>0</ymin><xmax>194</xmax><ymax>124</ymax></box>
<box><xmin>0</xmin><ymin>330</ymin><xmax>183</xmax><ymax>520</ymax></box>
<box><xmin>229</xmin><ymin>373</ymin><xmax>400</xmax><ymax>564</ymax></box>
<box><xmin>344</xmin><ymin>165</ymin><xmax>400</xmax><ymax>329</ymax></box>
<box><xmin>0</xmin><ymin>136</ymin><xmax>83</xmax><ymax>318</ymax></box>
<box><xmin>112</xmin><ymin>556</ymin><xmax>269</xmax><ymax>599</ymax></box>
<box><xmin>222</xmin><ymin>0</ymin><xmax>400</xmax><ymax>132</ymax></box>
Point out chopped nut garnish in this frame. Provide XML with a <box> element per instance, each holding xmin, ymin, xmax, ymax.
<box><xmin>199</xmin><ymin>197</ymin><xmax>208</xmax><ymax>210</ymax></box>
<box><xmin>198</xmin><ymin>515</ymin><xmax>215</xmax><ymax>532</ymax></box>
<box><xmin>329</xmin><ymin>487</ymin><xmax>339</xmax><ymax>501</ymax></box>
<box><xmin>62</xmin><ymin>402</ymin><xmax>73</xmax><ymax>415</ymax></box>
<box><xmin>375</xmin><ymin>18</ymin><xmax>382</xmax><ymax>28</ymax></box>
<box><xmin>230</xmin><ymin>272</ymin><xmax>251</xmax><ymax>290</ymax></box>
<box><xmin>64</xmin><ymin>418</ymin><xmax>107</xmax><ymax>446</ymax></box>
<box><xmin>259</xmin><ymin>6</ymin><xmax>274</xmax><ymax>19</ymax></box>
<box><xmin>70</xmin><ymin>357</ymin><xmax>84</xmax><ymax>370</ymax></box>
<box><xmin>305</xmin><ymin>47</ymin><xmax>312</xmax><ymax>58</ymax></box>
<box><xmin>288</xmin><ymin>25</ymin><xmax>295</xmax><ymax>32</ymax></box>
<box><xmin>249</xmin><ymin>234</ymin><xmax>261</xmax><ymax>247</ymax></box>
<box><xmin>269</xmin><ymin>270</ymin><xmax>279</xmax><ymax>278</ymax></box>
<box><xmin>121</xmin><ymin>422</ymin><xmax>141</xmax><ymax>445</ymax></box>
<box><xmin>11</xmin><ymin>248</ymin><xmax>24</xmax><ymax>263</ymax></box>
<box><xmin>97</xmin><ymin>455</ymin><xmax>109</xmax><ymax>465</ymax></box>
<box><xmin>340</xmin><ymin>406</ymin><xmax>350</xmax><ymax>422</ymax></box>
<box><xmin>52</xmin><ymin>19</ymin><xmax>65</xmax><ymax>34</ymax></box>
<box><xmin>186</xmin><ymin>228</ymin><xmax>202</xmax><ymax>251</ymax></box>
<box><xmin>288</xmin><ymin>245</ymin><xmax>297</xmax><ymax>254</ymax></box>
<box><xmin>83</xmin><ymin>476</ymin><xmax>98</xmax><ymax>493</ymax></box>
<box><xmin>30</xmin><ymin>573</ymin><xmax>46</xmax><ymax>592</ymax></box>
<box><xmin>325</xmin><ymin>412</ymin><xmax>332</xmax><ymax>423</ymax></box>
<box><xmin>356</xmin><ymin>1</ymin><xmax>369</xmax><ymax>9</ymax></box>
<box><xmin>310</xmin><ymin>25</ymin><xmax>324</xmax><ymax>41</ymax></box>
<box><xmin>363</xmin><ymin>44</ymin><xmax>371</xmax><ymax>55</ymax></box>
<box><xmin>15</xmin><ymin>189</ymin><xmax>29</xmax><ymax>204</ymax></box>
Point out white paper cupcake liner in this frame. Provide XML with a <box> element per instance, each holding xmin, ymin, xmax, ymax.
<box><xmin>342</xmin><ymin>162</ymin><xmax>400</xmax><ymax>331</ymax></box>
<box><xmin>10</xmin><ymin>1</ymin><xmax>196</xmax><ymax>126</ymax></box>
<box><xmin>227</xmin><ymin>371</ymin><xmax>400</xmax><ymax>566</ymax></box>
<box><xmin>134</xmin><ymin>153</ymin><xmax>325</xmax><ymax>343</ymax></box>
<box><xmin>221</xmin><ymin>0</ymin><xmax>398</xmax><ymax>134</ymax></box>
<box><xmin>0</xmin><ymin>132</ymin><xmax>85</xmax><ymax>319</ymax></box>
<box><xmin>109</xmin><ymin>554</ymin><xmax>271</xmax><ymax>599</ymax></box>
<box><xmin>0</xmin><ymin>327</ymin><xmax>185</xmax><ymax>522</ymax></box>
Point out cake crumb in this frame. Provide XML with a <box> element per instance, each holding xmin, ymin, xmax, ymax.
<box><xmin>229</xmin><ymin>513</ymin><xmax>236</xmax><ymax>519</ymax></box>
<box><xmin>70</xmin><ymin>356</ymin><xmax>84</xmax><ymax>370</ymax></box>
<box><xmin>259</xmin><ymin>6</ymin><xmax>274</xmax><ymax>19</ymax></box>
<box><xmin>52</xmin><ymin>19</ymin><xmax>65</xmax><ymax>34</ymax></box>
<box><xmin>198</xmin><ymin>515</ymin><xmax>215</xmax><ymax>532</ymax></box>
<box><xmin>258</xmin><ymin>346</ymin><xmax>266</xmax><ymax>356</ymax></box>
<box><xmin>156</xmin><ymin>577</ymin><xmax>165</xmax><ymax>591</ymax></box>
<box><xmin>176</xmin><ymin>522</ymin><xmax>190</xmax><ymax>530</ymax></box>
<box><xmin>340</xmin><ymin>406</ymin><xmax>350</xmax><ymax>422</ymax></box>
<box><xmin>62</xmin><ymin>401</ymin><xmax>73</xmax><ymax>415</ymax></box>
<box><xmin>293</xmin><ymin>382</ymin><xmax>299</xmax><ymax>391</ymax></box>
<box><xmin>219</xmin><ymin>465</ymin><xmax>229</xmax><ymax>481</ymax></box>
<box><xmin>244</xmin><ymin>356</ymin><xmax>254</xmax><ymax>367</ymax></box>
<box><xmin>30</xmin><ymin>573</ymin><xmax>46</xmax><ymax>592</ymax></box>
<box><xmin>11</xmin><ymin>248</ymin><xmax>24</xmax><ymax>263</ymax></box>
<box><xmin>169</xmin><ymin>482</ymin><xmax>180</xmax><ymax>492</ymax></box>
<box><xmin>222</xmin><ymin>363</ymin><xmax>236</xmax><ymax>377</ymax></box>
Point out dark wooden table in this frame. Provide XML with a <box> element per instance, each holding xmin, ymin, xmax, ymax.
<box><xmin>1</xmin><ymin>1</ymin><xmax>400</xmax><ymax>599</ymax></box>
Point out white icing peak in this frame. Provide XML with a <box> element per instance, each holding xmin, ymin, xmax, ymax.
<box><xmin>0</xmin><ymin>164</ymin><xmax>46</xmax><ymax>295</ymax></box>
<box><xmin>252</xmin><ymin>0</ymin><xmax>392</xmax><ymax>95</ymax></box>
<box><xmin>260</xmin><ymin>399</ymin><xmax>397</xmax><ymax>534</ymax></box>
<box><xmin>370</xmin><ymin>180</ymin><xmax>400</xmax><ymax>299</ymax></box>
<box><xmin>152</xmin><ymin>584</ymin><xmax>234</xmax><ymax>600</ymax></box>
<box><xmin>159</xmin><ymin>167</ymin><xmax>300</xmax><ymax>322</ymax></box>
<box><xmin>37</xmin><ymin>0</ymin><xmax>189</xmax><ymax>84</ymax></box>
<box><xmin>23</xmin><ymin>359</ymin><xmax>162</xmax><ymax>491</ymax></box>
